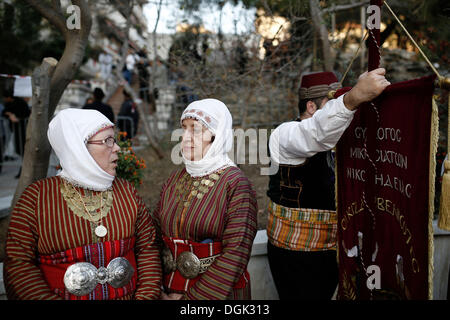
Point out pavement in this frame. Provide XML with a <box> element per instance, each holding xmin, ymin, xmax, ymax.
<box><xmin>0</xmin><ymin>158</ymin><xmax>20</xmax><ymax>218</ymax></box>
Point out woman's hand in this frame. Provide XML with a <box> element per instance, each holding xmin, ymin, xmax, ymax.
<box><xmin>161</xmin><ymin>292</ymin><xmax>184</xmax><ymax>300</ymax></box>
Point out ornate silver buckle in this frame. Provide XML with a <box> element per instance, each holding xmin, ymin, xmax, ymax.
<box><xmin>176</xmin><ymin>251</ymin><xmax>201</xmax><ymax>279</ymax></box>
<box><xmin>162</xmin><ymin>247</ymin><xmax>220</xmax><ymax>279</ymax></box>
<box><xmin>63</xmin><ymin>257</ymin><xmax>134</xmax><ymax>296</ymax></box>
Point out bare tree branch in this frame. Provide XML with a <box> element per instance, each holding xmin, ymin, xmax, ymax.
<box><xmin>46</xmin><ymin>0</ymin><xmax>93</xmax><ymax>117</ymax></box>
<box><xmin>27</xmin><ymin>0</ymin><xmax>68</xmax><ymax>37</ymax></box>
<box><xmin>309</xmin><ymin>0</ymin><xmax>335</xmax><ymax>71</ymax></box>
<box><xmin>51</xmin><ymin>0</ymin><xmax>62</xmax><ymax>14</ymax></box>
<box><xmin>323</xmin><ymin>1</ymin><xmax>370</xmax><ymax>13</ymax></box>
<box><xmin>151</xmin><ymin>0</ymin><xmax>164</xmax><ymax>85</ymax></box>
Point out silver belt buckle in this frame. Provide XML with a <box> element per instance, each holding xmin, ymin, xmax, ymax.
<box><xmin>177</xmin><ymin>251</ymin><xmax>201</xmax><ymax>279</ymax></box>
<box><xmin>64</xmin><ymin>257</ymin><xmax>134</xmax><ymax>296</ymax></box>
<box><xmin>162</xmin><ymin>247</ymin><xmax>220</xmax><ymax>279</ymax></box>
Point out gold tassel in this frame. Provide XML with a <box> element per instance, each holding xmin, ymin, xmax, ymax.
<box><xmin>439</xmin><ymin>161</ymin><xmax>450</xmax><ymax>230</ymax></box>
<box><xmin>428</xmin><ymin>97</ymin><xmax>439</xmax><ymax>300</ymax></box>
<box><xmin>438</xmin><ymin>91</ymin><xmax>450</xmax><ymax>231</ymax></box>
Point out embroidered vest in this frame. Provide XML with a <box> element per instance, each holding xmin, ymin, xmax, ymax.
<box><xmin>267</xmin><ymin>150</ymin><xmax>336</xmax><ymax>210</ymax></box>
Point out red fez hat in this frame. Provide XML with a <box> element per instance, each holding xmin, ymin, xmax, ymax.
<box><xmin>299</xmin><ymin>71</ymin><xmax>341</xmax><ymax>100</ymax></box>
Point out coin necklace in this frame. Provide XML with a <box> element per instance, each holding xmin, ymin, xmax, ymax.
<box><xmin>174</xmin><ymin>170</ymin><xmax>222</xmax><ymax>237</ymax></box>
<box><xmin>176</xmin><ymin>171</ymin><xmax>221</xmax><ymax>208</ymax></box>
<box><xmin>75</xmin><ymin>187</ymin><xmax>108</xmax><ymax>238</ymax></box>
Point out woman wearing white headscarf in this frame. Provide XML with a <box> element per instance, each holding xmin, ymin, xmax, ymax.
<box><xmin>4</xmin><ymin>108</ymin><xmax>161</xmax><ymax>300</ymax></box>
<box><xmin>153</xmin><ymin>99</ymin><xmax>258</xmax><ymax>300</ymax></box>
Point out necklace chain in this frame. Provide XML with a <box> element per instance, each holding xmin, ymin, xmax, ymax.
<box><xmin>174</xmin><ymin>169</ymin><xmax>223</xmax><ymax>237</ymax></box>
<box><xmin>61</xmin><ymin>179</ymin><xmax>113</xmax><ymax>238</ymax></box>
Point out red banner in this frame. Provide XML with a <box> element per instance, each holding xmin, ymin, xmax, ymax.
<box><xmin>336</xmin><ymin>75</ymin><xmax>436</xmax><ymax>300</ymax></box>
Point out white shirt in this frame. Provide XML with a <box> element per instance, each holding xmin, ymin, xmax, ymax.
<box><xmin>269</xmin><ymin>94</ymin><xmax>356</xmax><ymax>165</ymax></box>
<box><xmin>126</xmin><ymin>54</ymin><xmax>136</xmax><ymax>71</ymax></box>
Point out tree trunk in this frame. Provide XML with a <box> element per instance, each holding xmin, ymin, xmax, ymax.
<box><xmin>48</xmin><ymin>32</ymin><xmax>92</xmax><ymax>119</ymax></box>
<box><xmin>25</xmin><ymin>0</ymin><xmax>93</xmax><ymax>120</ymax></box>
<box><xmin>1</xmin><ymin>1</ymin><xmax>91</xmax><ymax>260</ymax></box>
<box><xmin>12</xmin><ymin>58</ymin><xmax>58</xmax><ymax>208</ymax></box>
<box><xmin>151</xmin><ymin>0</ymin><xmax>164</xmax><ymax>90</ymax></box>
<box><xmin>146</xmin><ymin>0</ymin><xmax>164</xmax><ymax>116</ymax></box>
<box><xmin>309</xmin><ymin>0</ymin><xmax>335</xmax><ymax>71</ymax></box>
<box><xmin>10</xmin><ymin>1</ymin><xmax>92</xmax><ymax>198</ymax></box>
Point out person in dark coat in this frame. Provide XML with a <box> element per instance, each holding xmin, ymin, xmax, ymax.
<box><xmin>1</xmin><ymin>92</ymin><xmax>31</xmax><ymax>178</ymax></box>
<box><xmin>82</xmin><ymin>88</ymin><xmax>115</xmax><ymax>123</ymax></box>
<box><xmin>118</xmin><ymin>90</ymin><xmax>139</xmax><ymax>139</ymax></box>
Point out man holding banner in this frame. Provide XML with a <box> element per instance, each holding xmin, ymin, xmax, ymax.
<box><xmin>266</xmin><ymin>68</ymin><xmax>390</xmax><ymax>300</ymax></box>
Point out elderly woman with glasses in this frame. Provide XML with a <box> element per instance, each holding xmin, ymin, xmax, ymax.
<box><xmin>4</xmin><ymin>108</ymin><xmax>161</xmax><ymax>300</ymax></box>
<box><xmin>153</xmin><ymin>99</ymin><xmax>258</xmax><ymax>300</ymax></box>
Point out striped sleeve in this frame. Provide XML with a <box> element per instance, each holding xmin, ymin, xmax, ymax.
<box><xmin>148</xmin><ymin>170</ymin><xmax>180</xmax><ymax>250</ymax></box>
<box><xmin>184</xmin><ymin>173</ymin><xmax>258</xmax><ymax>300</ymax></box>
<box><xmin>4</xmin><ymin>181</ymin><xmax>62</xmax><ymax>300</ymax></box>
<box><xmin>127</xmin><ymin>180</ymin><xmax>162</xmax><ymax>300</ymax></box>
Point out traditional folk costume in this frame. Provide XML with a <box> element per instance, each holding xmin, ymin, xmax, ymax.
<box><xmin>266</xmin><ymin>72</ymin><xmax>355</xmax><ymax>300</ymax></box>
<box><xmin>153</xmin><ymin>99</ymin><xmax>257</xmax><ymax>300</ymax></box>
<box><xmin>4</xmin><ymin>109</ymin><xmax>161</xmax><ymax>300</ymax></box>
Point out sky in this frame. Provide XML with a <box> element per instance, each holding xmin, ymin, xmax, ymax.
<box><xmin>143</xmin><ymin>0</ymin><xmax>256</xmax><ymax>34</ymax></box>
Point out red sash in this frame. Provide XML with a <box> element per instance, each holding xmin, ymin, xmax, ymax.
<box><xmin>163</xmin><ymin>236</ymin><xmax>249</xmax><ymax>293</ymax></box>
<box><xmin>38</xmin><ymin>238</ymin><xmax>137</xmax><ymax>300</ymax></box>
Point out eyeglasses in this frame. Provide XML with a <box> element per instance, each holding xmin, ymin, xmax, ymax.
<box><xmin>87</xmin><ymin>136</ymin><xmax>117</xmax><ymax>148</ymax></box>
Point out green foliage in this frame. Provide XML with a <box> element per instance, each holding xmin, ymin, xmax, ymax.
<box><xmin>0</xmin><ymin>1</ymin><xmax>65</xmax><ymax>75</ymax></box>
<box><xmin>408</xmin><ymin>0</ymin><xmax>450</xmax><ymax>67</ymax></box>
<box><xmin>115</xmin><ymin>132</ymin><xmax>147</xmax><ymax>188</ymax></box>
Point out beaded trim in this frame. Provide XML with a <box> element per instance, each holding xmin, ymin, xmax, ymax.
<box><xmin>175</xmin><ymin>169</ymin><xmax>224</xmax><ymax>208</ymax></box>
<box><xmin>84</xmin><ymin>123</ymin><xmax>114</xmax><ymax>144</ymax></box>
<box><xmin>181</xmin><ymin>109</ymin><xmax>218</xmax><ymax>133</ymax></box>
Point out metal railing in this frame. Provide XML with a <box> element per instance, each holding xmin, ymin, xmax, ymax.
<box><xmin>116</xmin><ymin>115</ymin><xmax>135</xmax><ymax>139</ymax></box>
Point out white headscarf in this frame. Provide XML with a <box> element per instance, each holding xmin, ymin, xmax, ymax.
<box><xmin>180</xmin><ymin>98</ymin><xmax>236</xmax><ymax>177</ymax></box>
<box><xmin>47</xmin><ymin>108</ymin><xmax>115</xmax><ymax>191</ymax></box>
